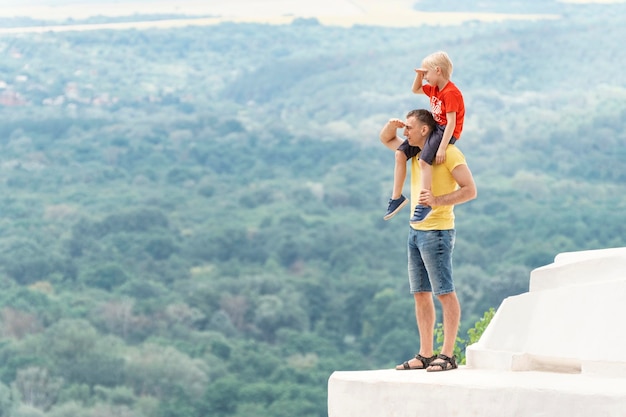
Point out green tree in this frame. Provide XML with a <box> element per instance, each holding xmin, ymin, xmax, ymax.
<box><xmin>0</xmin><ymin>381</ymin><xmax>15</xmax><ymax>417</ymax></box>
<box><xmin>198</xmin><ymin>376</ymin><xmax>240</xmax><ymax>417</ymax></box>
<box><xmin>125</xmin><ymin>344</ymin><xmax>208</xmax><ymax>399</ymax></box>
<box><xmin>81</xmin><ymin>263</ymin><xmax>130</xmax><ymax>291</ymax></box>
<box><xmin>12</xmin><ymin>367</ymin><xmax>62</xmax><ymax>412</ymax></box>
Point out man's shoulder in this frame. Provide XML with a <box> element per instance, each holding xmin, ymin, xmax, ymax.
<box><xmin>445</xmin><ymin>145</ymin><xmax>466</xmax><ymax>167</ymax></box>
<box><xmin>446</xmin><ymin>144</ymin><xmax>464</xmax><ymax>155</ymax></box>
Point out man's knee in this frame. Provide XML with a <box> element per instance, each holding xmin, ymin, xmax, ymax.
<box><xmin>413</xmin><ymin>291</ymin><xmax>432</xmax><ymax>302</ymax></box>
<box><xmin>437</xmin><ymin>291</ymin><xmax>456</xmax><ymax>298</ymax></box>
<box><xmin>437</xmin><ymin>291</ymin><xmax>459</xmax><ymax>305</ymax></box>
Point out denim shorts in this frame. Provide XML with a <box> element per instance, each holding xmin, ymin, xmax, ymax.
<box><xmin>407</xmin><ymin>228</ymin><xmax>456</xmax><ymax>295</ymax></box>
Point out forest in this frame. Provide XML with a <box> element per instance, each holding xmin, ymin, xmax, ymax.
<box><xmin>0</xmin><ymin>1</ymin><xmax>625</xmax><ymax>416</ymax></box>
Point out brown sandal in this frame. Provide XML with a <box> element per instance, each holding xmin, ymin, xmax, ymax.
<box><xmin>396</xmin><ymin>354</ymin><xmax>435</xmax><ymax>370</ymax></box>
<box><xmin>426</xmin><ymin>354</ymin><xmax>458</xmax><ymax>372</ymax></box>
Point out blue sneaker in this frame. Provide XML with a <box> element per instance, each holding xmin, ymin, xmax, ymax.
<box><xmin>384</xmin><ymin>195</ymin><xmax>408</xmax><ymax>220</ymax></box>
<box><xmin>410</xmin><ymin>204</ymin><xmax>432</xmax><ymax>224</ymax></box>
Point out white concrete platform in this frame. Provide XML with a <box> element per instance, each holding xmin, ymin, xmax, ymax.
<box><xmin>329</xmin><ymin>367</ymin><xmax>626</xmax><ymax>417</ymax></box>
<box><xmin>328</xmin><ymin>247</ymin><xmax>626</xmax><ymax>417</ymax></box>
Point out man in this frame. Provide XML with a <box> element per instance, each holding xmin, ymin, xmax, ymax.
<box><xmin>379</xmin><ymin>109</ymin><xmax>477</xmax><ymax>372</ymax></box>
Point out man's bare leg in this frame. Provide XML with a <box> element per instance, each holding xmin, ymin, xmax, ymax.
<box><xmin>396</xmin><ymin>292</ymin><xmax>436</xmax><ymax>369</ymax></box>
<box><xmin>414</xmin><ymin>292</ymin><xmax>436</xmax><ymax>357</ymax></box>
<box><xmin>427</xmin><ymin>292</ymin><xmax>460</xmax><ymax>371</ymax></box>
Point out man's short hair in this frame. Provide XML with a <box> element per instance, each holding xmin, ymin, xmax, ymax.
<box><xmin>406</xmin><ymin>109</ymin><xmax>437</xmax><ymax>132</ymax></box>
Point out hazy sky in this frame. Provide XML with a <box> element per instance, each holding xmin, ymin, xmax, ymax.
<box><xmin>0</xmin><ymin>0</ymin><xmax>567</xmax><ymax>29</ymax></box>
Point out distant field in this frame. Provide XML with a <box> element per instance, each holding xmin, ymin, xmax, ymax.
<box><xmin>0</xmin><ymin>0</ymin><xmax>562</xmax><ymax>33</ymax></box>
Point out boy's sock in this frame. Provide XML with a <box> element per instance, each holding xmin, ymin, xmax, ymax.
<box><xmin>384</xmin><ymin>195</ymin><xmax>408</xmax><ymax>220</ymax></box>
<box><xmin>410</xmin><ymin>204</ymin><xmax>432</xmax><ymax>224</ymax></box>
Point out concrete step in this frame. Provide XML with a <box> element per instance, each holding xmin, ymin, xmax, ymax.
<box><xmin>467</xmin><ymin>278</ymin><xmax>626</xmax><ymax>375</ymax></box>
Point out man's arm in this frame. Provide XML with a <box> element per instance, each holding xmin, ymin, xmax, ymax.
<box><xmin>379</xmin><ymin>118</ymin><xmax>405</xmax><ymax>152</ymax></box>
<box><xmin>418</xmin><ymin>163</ymin><xmax>477</xmax><ymax>207</ymax></box>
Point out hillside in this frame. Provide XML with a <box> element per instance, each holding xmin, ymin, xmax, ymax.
<box><xmin>0</xmin><ymin>1</ymin><xmax>624</xmax><ymax>416</ymax></box>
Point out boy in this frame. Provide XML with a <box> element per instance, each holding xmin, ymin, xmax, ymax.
<box><xmin>383</xmin><ymin>51</ymin><xmax>465</xmax><ymax>224</ymax></box>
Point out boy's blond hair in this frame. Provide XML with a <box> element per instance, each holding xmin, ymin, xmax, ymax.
<box><xmin>421</xmin><ymin>51</ymin><xmax>453</xmax><ymax>79</ymax></box>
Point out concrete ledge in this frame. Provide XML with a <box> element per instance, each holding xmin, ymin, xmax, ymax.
<box><xmin>328</xmin><ymin>368</ymin><xmax>626</xmax><ymax>417</ymax></box>
<box><xmin>553</xmin><ymin>247</ymin><xmax>626</xmax><ymax>264</ymax></box>
<box><xmin>530</xmin><ymin>247</ymin><xmax>626</xmax><ymax>292</ymax></box>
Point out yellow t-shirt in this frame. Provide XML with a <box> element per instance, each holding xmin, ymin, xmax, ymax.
<box><xmin>410</xmin><ymin>144</ymin><xmax>466</xmax><ymax>231</ymax></box>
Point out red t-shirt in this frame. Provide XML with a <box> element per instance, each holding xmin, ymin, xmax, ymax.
<box><xmin>422</xmin><ymin>81</ymin><xmax>465</xmax><ymax>139</ymax></box>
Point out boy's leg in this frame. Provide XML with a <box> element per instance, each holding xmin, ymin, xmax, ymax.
<box><xmin>410</xmin><ymin>126</ymin><xmax>444</xmax><ymax>224</ymax></box>
<box><xmin>419</xmin><ymin>158</ymin><xmax>433</xmax><ymax>193</ymax></box>
<box><xmin>392</xmin><ymin>150</ymin><xmax>408</xmax><ymax>199</ymax></box>
<box><xmin>384</xmin><ymin>150</ymin><xmax>409</xmax><ymax>220</ymax></box>
<box><xmin>410</xmin><ymin>159</ymin><xmax>433</xmax><ymax>223</ymax></box>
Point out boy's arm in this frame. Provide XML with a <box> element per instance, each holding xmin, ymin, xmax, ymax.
<box><xmin>379</xmin><ymin>118</ymin><xmax>405</xmax><ymax>152</ymax></box>
<box><xmin>412</xmin><ymin>69</ymin><xmax>426</xmax><ymax>94</ymax></box>
<box><xmin>435</xmin><ymin>111</ymin><xmax>456</xmax><ymax>164</ymax></box>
